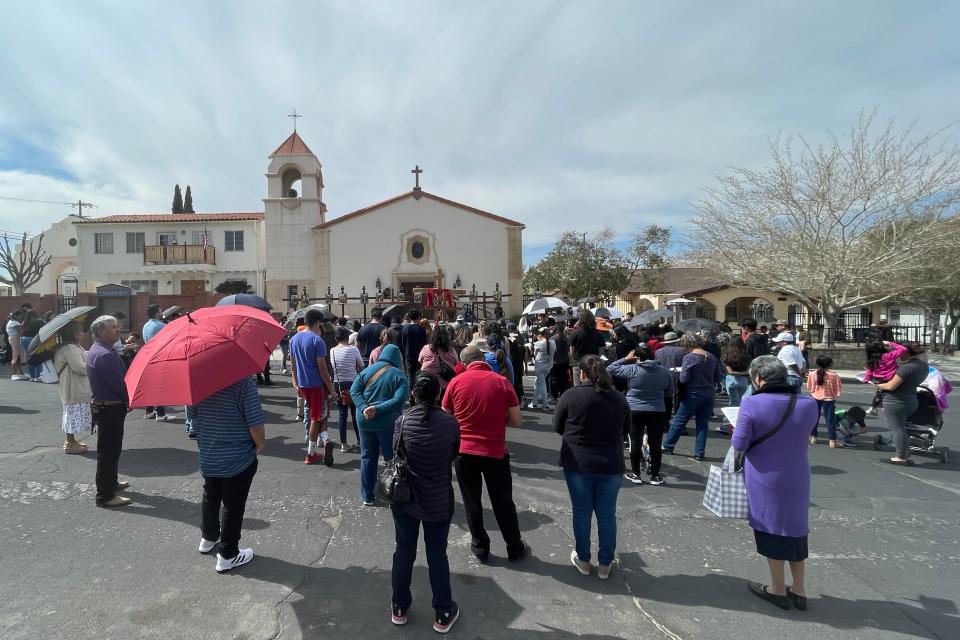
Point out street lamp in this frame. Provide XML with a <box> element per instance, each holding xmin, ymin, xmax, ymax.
<box><xmin>325</xmin><ymin>286</ymin><xmax>333</xmax><ymax>306</ymax></box>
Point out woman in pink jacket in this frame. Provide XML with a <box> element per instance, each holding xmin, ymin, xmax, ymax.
<box><xmin>862</xmin><ymin>341</ymin><xmax>908</xmax><ymax>414</ymax></box>
<box><xmin>418</xmin><ymin>326</ymin><xmax>459</xmax><ymax>398</ymax></box>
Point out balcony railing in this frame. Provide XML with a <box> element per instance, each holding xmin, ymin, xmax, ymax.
<box><xmin>143</xmin><ymin>244</ymin><xmax>216</xmax><ymax>265</ymax></box>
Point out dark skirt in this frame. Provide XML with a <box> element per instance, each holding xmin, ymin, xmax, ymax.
<box><xmin>754</xmin><ymin>529</ymin><xmax>808</xmax><ymax>561</ymax></box>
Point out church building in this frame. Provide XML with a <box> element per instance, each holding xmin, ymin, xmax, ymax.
<box><xmin>264</xmin><ymin>131</ymin><xmax>525</xmax><ymax>317</ymax></box>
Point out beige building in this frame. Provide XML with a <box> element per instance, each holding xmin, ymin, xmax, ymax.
<box><xmin>263</xmin><ymin>131</ymin><xmax>526</xmax><ymax>316</ymax></box>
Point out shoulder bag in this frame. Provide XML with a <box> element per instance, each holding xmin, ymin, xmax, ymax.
<box><xmin>703</xmin><ymin>393</ymin><xmax>797</xmax><ymax>519</ymax></box>
<box><xmin>331</xmin><ymin>348</ymin><xmax>353</xmax><ymax>407</ymax></box>
<box><xmin>432</xmin><ymin>346</ymin><xmax>456</xmax><ymax>382</ymax></box>
<box><xmin>375</xmin><ymin>414</ymin><xmax>412</xmax><ymax>504</ymax></box>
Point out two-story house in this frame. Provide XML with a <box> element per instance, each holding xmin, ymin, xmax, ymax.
<box><xmin>73</xmin><ymin>212</ymin><xmax>266</xmax><ymax>295</ymax></box>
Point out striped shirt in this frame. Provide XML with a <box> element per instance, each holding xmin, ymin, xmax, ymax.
<box><xmin>189</xmin><ymin>377</ymin><xmax>264</xmax><ymax>478</ymax></box>
<box><xmin>330</xmin><ymin>344</ymin><xmax>363</xmax><ymax>383</ymax></box>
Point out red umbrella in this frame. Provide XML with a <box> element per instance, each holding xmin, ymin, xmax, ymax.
<box><xmin>125</xmin><ymin>305</ymin><xmax>286</xmax><ymax>408</ymax></box>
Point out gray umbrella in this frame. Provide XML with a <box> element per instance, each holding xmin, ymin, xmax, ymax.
<box><xmin>284</xmin><ymin>304</ymin><xmax>337</xmax><ymax>328</ymax></box>
<box><xmin>629</xmin><ymin>308</ymin><xmax>674</xmax><ymax>327</ymax></box>
<box><xmin>162</xmin><ymin>305</ymin><xmax>182</xmax><ymax>320</ymax></box>
<box><xmin>27</xmin><ymin>305</ymin><xmax>98</xmax><ymax>357</ymax></box>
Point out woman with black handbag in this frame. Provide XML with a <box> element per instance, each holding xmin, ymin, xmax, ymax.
<box><xmin>388</xmin><ymin>372</ymin><xmax>462</xmax><ymax>633</ymax></box>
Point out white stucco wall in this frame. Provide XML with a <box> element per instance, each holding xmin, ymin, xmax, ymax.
<box><xmin>325</xmin><ymin>195</ymin><xmax>521</xmax><ymax>310</ymax></box>
<box><xmin>21</xmin><ymin>217</ymin><xmax>78</xmax><ymax>295</ymax></box>
<box><xmin>74</xmin><ymin>219</ymin><xmax>263</xmax><ymax>294</ymax></box>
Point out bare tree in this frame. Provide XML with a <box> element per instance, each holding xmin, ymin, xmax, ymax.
<box><xmin>1</xmin><ymin>232</ymin><xmax>53</xmax><ymax>295</ymax></box>
<box><xmin>687</xmin><ymin>112</ymin><xmax>960</xmax><ymax>344</ymax></box>
<box><xmin>901</xmin><ymin>220</ymin><xmax>960</xmax><ymax>353</ymax></box>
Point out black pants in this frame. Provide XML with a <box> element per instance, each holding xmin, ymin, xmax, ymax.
<box><xmin>93</xmin><ymin>404</ymin><xmax>127</xmax><ymax>503</ymax></box>
<box><xmin>550</xmin><ymin>364</ymin><xmax>571</xmax><ymax>400</ymax></box>
<box><xmin>145</xmin><ymin>405</ymin><xmax>166</xmax><ymax>417</ymax></box>
<box><xmin>391</xmin><ymin>506</ymin><xmax>453</xmax><ymax>612</ymax></box>
<box><xmin>202</xmin><ymin>459</ymin><xmax>258</xmax><ymax>559</ymax></box>
<box><xmin>454</xmin><ymin>453</ymin><xmax>523</xmax><ymax>555</ymax></box>
<box><xmin>629</xmin><ymin>411</ymin><xmax>666</xmax><ymax>477</ymax></box>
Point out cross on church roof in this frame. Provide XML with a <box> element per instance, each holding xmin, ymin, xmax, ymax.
<box><xmin>411</xmin><ymin>164</ymin><xmax>423</xmax><ymax>190</ymax></box>
<box><xmin>288</xmin><ymin>108</ymin><xmax>303</xmax><ymax>132</ymax></box>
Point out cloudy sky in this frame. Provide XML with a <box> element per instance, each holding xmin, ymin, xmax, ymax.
<box><xmin>1</xmin><ymin>1</ymin><xmax>958</xmax><ymax>264</ymax></box>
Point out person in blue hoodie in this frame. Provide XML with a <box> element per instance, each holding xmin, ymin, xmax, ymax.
<box><xmin>350</xmin><ymin>344</ymin><xmax>410</xmax><ymax>505</ymax></box>
<box><xmin>606</xmin><ymin>344</ymin><xmax>673</xmax><ymax>486</ymax></box>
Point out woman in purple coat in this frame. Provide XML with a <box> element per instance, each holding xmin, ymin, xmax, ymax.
<box><xmin>732</xmin><ymin>356</ymin><xmax>818</xmax><ymax>611</ymax></box>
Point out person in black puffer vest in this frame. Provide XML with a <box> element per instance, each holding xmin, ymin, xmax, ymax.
<box><xmin>389</xmin><ymin>372</ymin><xmax>462</xmax><ymax>632</ymax></box>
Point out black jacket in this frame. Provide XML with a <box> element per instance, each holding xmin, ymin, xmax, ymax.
<box><xmin>356</xmin><ymin>321</ymin><xmax>384</xmax><ymax>360</ymax></box>
<box><xmin>553</xmin><ymin>383</ymin><xmax>629</xmax><ymax>474</ymax></box>
<box><xmin>393</xmin><ymin>404</ymin><xmax>460</xmax><ymax>522</ymax></box>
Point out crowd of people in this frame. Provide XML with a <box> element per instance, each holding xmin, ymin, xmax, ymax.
<box><xmin>5</xmin><ymin>298</ymin><xmax>944</xmax><ymax>629</ymax></box>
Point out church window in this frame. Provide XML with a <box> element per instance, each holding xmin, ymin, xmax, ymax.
<box><xmin>126</xmin><ymin>232</ymin><xmax>145</xmax><ymax>253</ymax></box>
<box><xmin>412</xmin><ymin>240</ymin><xmax>425</xmax><ymax>259</ymax></box>
<box><xmin>94</xmin><ymin>233</ymin><xmax>113</xmax><ymax>254</ymax></box>
<box><xmin>225</xmin><ymin>230</ymin><xmax>244</xmax><ymax>252</ymax></box>
<box><xmin>406</xmin><ymin>235</ymin><xmax>429</xmax><ymax>264</ymax></box>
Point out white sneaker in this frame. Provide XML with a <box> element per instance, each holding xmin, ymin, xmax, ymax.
<box><xmin>144</xmin><ymin>412</ymin><xmax>156</xmax><ymax>419</ymax></box>
<box><xmin>598</xmin><ymin>562</ymin><xmax>614</xmax><ymax>580</ymax></box>
<box><xmin>11</xmin><ymin>374</ymin><xmax>29</xmax><ymax>381</ymax></box>
<box><xmin>281</xmin><ymin>368</ymin><xmax>288</xmax><ymax>374</ymax></box>
<box><xmin>570</xmin><ymin>550</ymin><xmax>592</xmax><ymax>576</ymax></box>
<box><xmin>156</xmin><ymin>414</ymin><xmax>173</xmax><ymax>422</ymax></box>
<box><xmin>199</xmin><ymin>538</ymin><xmax>219</xmax><ymax>554</ymax></box>
<box><xmin>216</xmin><ymin>548</ymin><xmax>253</xmax><ymax>573</ymax></box>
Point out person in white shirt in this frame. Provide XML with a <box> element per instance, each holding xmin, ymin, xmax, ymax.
<box><xmin>330</xmin><ymin>327</ymin><xmax>364</xmax><ymax>453</ymax></box>
<box><xmin>773</xmin><ymin>332</ymin><xmax>806</xmax><ymax>388</ymax></box>
<box><xmin>530</xmin><ymin>327</ymin><xmax>557</xmax><ymax>409</ymax></box>
<box><xmin>5</xmin><ymin>310</ymin><xmax>28</xmax><ymax>380</ymax></box>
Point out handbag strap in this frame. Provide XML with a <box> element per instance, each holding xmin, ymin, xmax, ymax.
<box><xmin>394</xmin><ymin>413</ymin><xmax>407</xmax><ymax>460</ymax></box>
<box><xmin>746</xmin><ymin>393</ymin><xmax>797</xmax><ymax>453</ymax></box>
<box><xmin>364</xmin><ymin>363</ymin><xmax>391</xmax><ymax>390</ymax></box>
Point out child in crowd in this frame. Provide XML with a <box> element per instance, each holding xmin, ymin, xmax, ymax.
<box><xmin>835</xmin><ymin>406</ymin><xmax>868</xmax><ymax>446</ymax></box>
<box><xmin>806</xmin><ymin>355</ymin><xmax>844</xmax><ymax>447</ymax></box>
<box><xmin>862</xmin><ymin>341</ymin><xmax>908</xmax><ymax>414</ymax></box>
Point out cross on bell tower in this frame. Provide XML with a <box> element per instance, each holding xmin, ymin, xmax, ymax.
<box><xmin>288</xmin><ymin>108</ymin><xmax>303</xmax><ymax>132</ymax></box>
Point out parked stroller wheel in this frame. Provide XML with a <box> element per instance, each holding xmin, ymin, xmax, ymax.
<box><xmin>873</xmin><ymin>435</ymin><xmax>884</xmax><ymax>451</ymax></box>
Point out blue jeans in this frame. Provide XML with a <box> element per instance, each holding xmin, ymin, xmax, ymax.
<box><xmin>663</xmin><ymin>391</ymin><xmax>714</xmax><ymax>457</ymax></box>
<box><xmin>786</xmin><ymin>374</ymin><xmax>803</xmax><ymax>390</ymax></box>
<box><xmin>563</xmin><ymin>470</ymin><xmax>621</xmax><ymax>566</ymax></box>
<box><xmin>359</xmin><ymin>429</ymin><xmax>395</xmax><ymax>502</ymax></box>
<box><xmin>391</xmin><ymin>505</ymin><xmax>452</xmax><ymax>612</ymax></box>
<box><xmin>532</xmin><ymin>367</ymin><xmax>549</xmax><ymax>406</ymax></box>
<box><xmin>21</xmin><ymin>337</ymin><xmax>41</xmax><ymax>378</ymax></box>
<box><xmin>724</xmin><ymin>375</ymin><xmax>749</xmax><ymax>407</ymax></box>
<box><xmin>814</xmin><ymin>399</ymin><xmax>837</xmax><ymax>440</ymax></box>
<box><xmin>338</xmin><ymin>397</ymin><xmax>359</xmax><ymax>445</ymax></box>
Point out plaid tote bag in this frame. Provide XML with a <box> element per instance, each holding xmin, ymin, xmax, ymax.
<box><xmin>703</xmin><ymin>394</ymin><xmax>797</xmax><ymax>519</ymax></box>
<box><xmin>703</xmin><ymin>447</ymin><xmax>749</xmax><ymax>519</ymax></box>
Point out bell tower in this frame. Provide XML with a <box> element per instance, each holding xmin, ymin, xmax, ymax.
<box><xmin>264</xmin><ymin>130</ymin><xmax>328</xmax><ymax>309</ymax></box>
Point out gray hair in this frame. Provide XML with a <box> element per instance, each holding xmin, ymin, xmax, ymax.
<box><xmin>748</xmin><ymin>355</ymin><xmax>788</xmax><ymax>384</ymax></box>
<box><xmin>90</xmin><ymin>315</ymin><xmax>118</xmax><ymax>337</ymax></box>
<box><xmin>678</xmin><ymin>333</ymin><xmax>702</xmax><ymax>350</ymax></box>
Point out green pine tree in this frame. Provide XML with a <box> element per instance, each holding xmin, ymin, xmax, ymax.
<box><xmin>183</xmin><ymin>185</ymin><xmax>194</xmax><ymax>213</ymax></box>
<box><xmin>172</xmin><ymin>184</ymin><xmax>184</xmax><ymax>214</ymax></box>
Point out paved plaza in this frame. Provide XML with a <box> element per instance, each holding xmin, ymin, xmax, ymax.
<box><xmin>1</xmin><ymin>365</ymin><xmax>958</xmax><ymax>640</ymax></box>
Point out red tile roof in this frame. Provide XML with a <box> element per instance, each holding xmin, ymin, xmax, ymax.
<box><xmin>314</xmin><ymin>190</ymin><xmax>524</xmax><ymax>229</ymax></box>
<box><xmin>271</xmin><ymin>131</ymin><xmax>314</xmax><ymax>157</ymax></box>
<box><xmin>75</xmin><ymin>213</ymin><xmax>264</xmax><ymax>224</ymax></box>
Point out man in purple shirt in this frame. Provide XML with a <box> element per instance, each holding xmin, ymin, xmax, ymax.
<box><xmin>86</xmin><ymin>315</ymin><xmax>132</xmax><ymax>508</ymax></box>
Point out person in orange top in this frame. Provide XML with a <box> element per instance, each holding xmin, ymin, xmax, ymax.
<box><xmin>806</xmin><ymin>355</ymin><xmax>845</xmax><ymax>447</ymax></box>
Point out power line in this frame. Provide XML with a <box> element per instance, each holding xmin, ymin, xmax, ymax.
<box><xmin>0</xmin><ymin>195</ymin><xmax>74</xmax><ymax>206</ymax></box>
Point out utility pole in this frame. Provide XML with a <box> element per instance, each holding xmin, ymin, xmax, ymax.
<box><xmin>71</xmin><ymin>200</ymin><xmax>94</xmax><ymax>218</ymax></box>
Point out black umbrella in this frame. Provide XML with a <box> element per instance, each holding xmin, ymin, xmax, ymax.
<box><xmin>284</xmin><ymin>304</ymin><xmax>337</xmax><ymax>329</ymax></box>
<box><xmin>674</xmin><ymin>317</ymin><xmax>721</xmax><ymax>333</ymax></box>
<box><xmin>217</xmin><ymin>293</ymin><xmax>272</xmax><ymax>312</ymax></box>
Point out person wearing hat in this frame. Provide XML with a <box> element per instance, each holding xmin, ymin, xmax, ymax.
<box><xmin>773</xmin><ymin>332</ymin><xmax>806</xmax><ymax>389</ymax></box>
<box><xmin>653</xmin><ymin>331</ymin><xmax>684</xmax><ymax>419</ymax></box>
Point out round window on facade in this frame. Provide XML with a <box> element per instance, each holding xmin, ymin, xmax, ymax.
<box><xmin>68</xmin><ymin>238</ymin><xmax>78</xmax><ymax>247</ymax></box>
<box><xmin>412</xmin><ymin>240</ymin><xmax>425</xmax><ymax>259</ymax></box>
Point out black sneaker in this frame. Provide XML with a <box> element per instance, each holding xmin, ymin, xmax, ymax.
<box><xmin>433</xmin><ymin>601</ymin><xmax>460</xmax><ymax>634</ymax></box>
<box><xmin>323</xmin><ymin>440</ymin><xmax>335</xmax><ymax>467</ymax></box>
<box><xmin>624</xmin><ymin>472</ymin><xmax>644</xmax><ymax>485</ymax></box>
<box><xmin>693</xmin><ymin>455</ymin><xmax>705</xmax><ymax>462</ymax></box>
<box><xmin>648</xmin><ymin>474</ymin><xmax>665</xmax><ymax>486</ymax></box>
<box><xmin>471</xmin><ymin>544</ymin><xmax>490</xmax><ymax>563</ymax></box>
<box><xmin>187</xmin><ymin>430</ymin><xmax>197</xmax><ymax>440</ymax></box>
<box><xmin>662</xmin><ymin>447</ymin><xmax>675</xmax><ymax>455</ymax></box>
<box><xmin>391</xmin><ymin>603</ymin><xmax>408</xmax><ymax>625</ymax></box>
<box><xmin>508</xmin><ymin>542</ymin><xmax>527</xmax><ymax>562</ymax></box>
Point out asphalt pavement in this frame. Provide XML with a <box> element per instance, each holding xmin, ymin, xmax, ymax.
<box><xmin>1</xmin><ymin>364</ymin><xmax>958</xmax><ymax>640</ymax></box>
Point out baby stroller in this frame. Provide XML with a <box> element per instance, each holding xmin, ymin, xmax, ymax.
<box><xmin>873</xmin><ymin>386</ymin><xmax>949</xmax><ymax>463</ymax></box>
